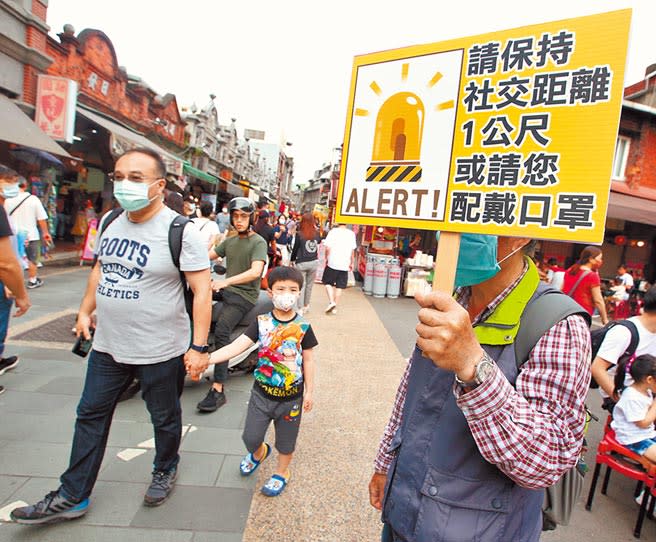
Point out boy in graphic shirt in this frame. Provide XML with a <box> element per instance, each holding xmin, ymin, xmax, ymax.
<box><xmin>188</xmin><ymin>265</ymin><xmax>317</xmax><ymax>496</ymax></box>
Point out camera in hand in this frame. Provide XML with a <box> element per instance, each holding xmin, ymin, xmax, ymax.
<box><xmin>72</xmin><ymin>328</ymin><xmax>95</xmax><ymax>358</ymax></box>
<box><xmin>213</xmin><ymin>264</ymin><xmax>226</xmax><ymax>275</ymax></box>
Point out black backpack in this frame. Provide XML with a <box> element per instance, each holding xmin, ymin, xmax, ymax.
<box><xmin>588</xmin><ymin>320</ymin><xmax>639</xmax><ymax>389</ymax></box>
<box><xmin>92</xmin><ymin>208</ymin><xmax>193</xmax><ymax>316</ymax></box>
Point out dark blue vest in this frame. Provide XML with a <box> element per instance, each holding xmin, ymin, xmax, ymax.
<box><xmin>382</xmin><ymin>287</ymin><xmax>550</xmax><ymax>542</ymax></box>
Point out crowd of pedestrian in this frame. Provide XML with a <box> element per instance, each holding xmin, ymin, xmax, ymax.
<box><xmin>4</xmin><ymin>147</ymin><xmax>656</xmax><ymax>542</ymax></box>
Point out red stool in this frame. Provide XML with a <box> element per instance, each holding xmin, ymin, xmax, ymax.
<box><xmin>585</xmin><ymin>428</ymin><xmax>656</xmax><ymax>538</ymax></box>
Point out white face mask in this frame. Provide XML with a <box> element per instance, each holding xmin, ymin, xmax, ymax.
<box><xmin>272</xmin><ymin>292</ymin><xmax>298</xmax><ymax>312</ymax></box>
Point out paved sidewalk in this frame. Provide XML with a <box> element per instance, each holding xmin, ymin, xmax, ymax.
<box><xmin>0</xmin><ymin>269</ymin><xmax>254</xmax><ymax>541</ymax></box>
<box><xmin>242</xmin><ymin>287</ymin><xmax>407</xmax><ymax>541</ymax></box>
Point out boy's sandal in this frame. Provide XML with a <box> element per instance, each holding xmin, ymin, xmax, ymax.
<box><xmin>239</xmin><ymin>443</ymin><xmax>271</xmax><ymax>476</ymax></box>
<box><xmin>261</xmin><ymin>471</ymin><xmax>291</xmax><ymax>497</ymax></box>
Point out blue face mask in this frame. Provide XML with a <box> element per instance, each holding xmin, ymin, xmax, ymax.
<box><xmin>2</xmin><ymin>183</ymin><xmax>19</xmax><ymax>199</ymax></box>
<box><xmin>113</xmin><ymin>180</ymin><xmax>158</xmax><ymax>212</ymax></box>
<box><xmin>454</xmin><ymin>234</ymin><xmax>500</xmax><ymax>287</ymax></box>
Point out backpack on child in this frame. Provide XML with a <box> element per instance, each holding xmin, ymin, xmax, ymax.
<box><xmin>588</xmin><ymin>320</ymin><xmax>640</xmax><ymax>389</ymax></box>
<box><xmin>514</xmin><ymin>289</ymin><xmax>591</xmax><ymax>530</ymax></box>
<box><xmin>92</xmin><ymin>208</ymin><xmax>194</xmax><ymax>316</ymax></box>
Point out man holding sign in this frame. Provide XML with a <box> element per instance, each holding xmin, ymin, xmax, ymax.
<box><xmin>337</xmin><ymin>9</ymin><xmax>630</xmax><ymax>540</ymax></box>
<box><xmin>369</xmin><ymin>234</ymin><xmax>591</xmax><ymax>540</ymax></box>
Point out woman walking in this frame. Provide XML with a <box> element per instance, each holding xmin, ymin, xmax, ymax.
<box><xmin>291</xmin><ymin>213</ymin><xmax>322</xmax><ymax>314</ymax></box>
<box><xmin>562</xmin><ymin>245</ymin><xmax>609</xmax><ymax>325</ymax></box>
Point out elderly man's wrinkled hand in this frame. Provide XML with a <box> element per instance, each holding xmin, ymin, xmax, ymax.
<box><xmin>414</xmin><ymin>291</ymin><xmax>484</xmax><ymax>377</ymax></box>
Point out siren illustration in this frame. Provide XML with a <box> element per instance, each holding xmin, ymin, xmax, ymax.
<box><xmin>366</xmin><ymin>92</ymin><xmax>424</xmax><ymax>183</ymax></box>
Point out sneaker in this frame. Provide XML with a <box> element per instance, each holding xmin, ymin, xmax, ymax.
<box><xmin>27</xmin><ymin>278</ymin><xmax>44</xmax><ymax>289</ymax></box>
<box><xmin>325</xmin><ymin>302</ymin><xmax>336</xmax><ymax>314</ymax></box>
<box><xmin>196</xmin><ymin>388</ymin><xmax>227</xmax><ymax>412</ymax></box>
<box><xmin>143</xmin><ymin>468</ymin><xmax>177</xmax><ymax>507</ymax></box>
<box><xmin>331</xmin><ymin>307</ymin><xmax>337</xmax><ymax>315</ymax></box>
<box><xmin>0</xmin><ymin>385</ymin><xmax>4</xmax><ymax>395</ymax></box>
<box><xmin>36</xmin><ymin>261</ymin><xmax>43</xmax><ymax>268</ymax></box>
<box><xmin>0</xmin><ymin>356</ymin><xmax>19</xmax><ymax>375</ymax></box>
<box><xmin>10</xmin><ymin>489</ymin><xmax>89</xmax><ymax>524</ymax></box>
<box><xmin>118</xmin><ymin>379</ymin><xmax>141</xmax><ymax>402</ymax></box>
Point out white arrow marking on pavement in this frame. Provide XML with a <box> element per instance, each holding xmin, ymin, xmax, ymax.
<box><xmin>0</xmin><ymin>501</ymin><xmax>27</xmax><ymax>522</ymax></box>
<box><xmin>117</xmin><ymin>448</ymin><xmax>148</xmax><ymax>461</ymax></box>
<box><xmin>137</xmin><ymin>438</ymin><xmax>155</xmax><ymax>449</ymax></box>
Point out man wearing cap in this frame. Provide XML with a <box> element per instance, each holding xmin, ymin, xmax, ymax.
<box><xmin>197</xmin><ymin>197</ymin><xmax>268</xmax><ymax>413</ymax></box>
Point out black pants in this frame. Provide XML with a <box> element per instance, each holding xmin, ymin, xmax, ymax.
<box><xmin>213</xmin><ymin>289</ymin><xmax>254</xmax><ymax>383</ymax></box>
<box><xmin>60</xmin><ymin>350</ymin><xmax>185</xmax><ymax>501</ymax></box>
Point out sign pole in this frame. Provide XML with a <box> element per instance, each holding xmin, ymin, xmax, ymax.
<box><xmin>432</xmin><ymin>231</ymin><xmax>460</xmax><ymax>293</ymax></box>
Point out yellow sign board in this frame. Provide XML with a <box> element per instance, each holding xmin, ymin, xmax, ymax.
<box><xmin>335</xmin><ymin>10</ymin><xmax>631</xmax><ymax>244</ymax></box>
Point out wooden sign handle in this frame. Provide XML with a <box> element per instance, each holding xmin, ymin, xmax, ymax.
<box><xmin>432</xmin><ymin>231</ymin><xmax>461</xmax><ymax>293</ymax></box>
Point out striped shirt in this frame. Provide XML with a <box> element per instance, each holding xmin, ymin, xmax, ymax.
<box><xmin>374</xmin><ymin>267</ymin><xmax>591</xmax><ymax>489</ymax></box>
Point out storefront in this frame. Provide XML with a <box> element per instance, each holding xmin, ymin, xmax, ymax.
<box><xmin>353</xmin><ymin>225</ymin><xmax>438</xmax><ymax>298</ymax></box>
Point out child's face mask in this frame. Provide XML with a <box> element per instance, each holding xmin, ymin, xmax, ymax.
<box><xmin>272</xmin><ymin>292</ymin><xmax>298</xmax><ymax>312</ymax></box>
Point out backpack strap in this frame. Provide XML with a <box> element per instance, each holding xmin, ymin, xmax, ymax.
<box><xmin>515</xmin><ymin>289</ymin><xmax>591</xmax><ymax>369</ymax></box>
<box><xmin>8</xmin><ymin>193</ymin><xmax>31</xmax><ymax>216</ymax></box>
<box><xmin>168</xmin><ymin>214</ymin><xmax>193</xmax><ymax>316</ymax></box>
<box><xmin>91</xmin><ymin>208</ymin><xmax>125</xmax><ymax>267</ymax></box>
<box><xmin>615</xmin><ymin>320</ymin><xmax>640</xmax><ymax>359</ymax></box>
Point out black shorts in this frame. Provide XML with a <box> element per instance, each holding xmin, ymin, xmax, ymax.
<box><xmin>25</xmin><ymin>240</ymin><xmax>40</xmax><ymax>264</ymax></box>
<box><xmin>322</xmin><ymin>266</ymin><xmax>348</xmax><ymax>289</ymax></box>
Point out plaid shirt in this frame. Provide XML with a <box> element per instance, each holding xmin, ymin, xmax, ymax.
<box><xmin>374</xmin><ymin>267</ymin><xmax>591</xmax><ymax>489</ymax></box>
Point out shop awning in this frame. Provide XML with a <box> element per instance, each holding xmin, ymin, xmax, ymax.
<box><xmin>0</xmin><ymin>94</ymin><xmax>73</xmax><ymax>158</ymax></box>
<box><xmin>76</xmin><ymin>106</ymin><xmax>184</xmax><ymax>176</ymax></box>
<box><xmin>607</xmin><ymin>190</ymin><xmax>656</xmax><ymax>227</ymax></box>
<box><xmin>183</xmin><ymin>162</ymin><xmax>217</xmax><ymax>184</ymax></box>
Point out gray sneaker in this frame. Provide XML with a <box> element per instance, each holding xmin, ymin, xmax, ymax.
<box><xmin>10</xmin><ymin>489</ymin><xmax>89</xmax><ymax>524</ymax></box>
<box><xmin>143</xmin><ymin>468</ymin><xmax>177</xmax><ymax>507</ymax></box>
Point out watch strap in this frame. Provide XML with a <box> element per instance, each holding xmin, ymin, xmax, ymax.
<box><xmin>190</xmin><ymin>343</ymin><xmax>209</xmax><ymax>353</ymax></box>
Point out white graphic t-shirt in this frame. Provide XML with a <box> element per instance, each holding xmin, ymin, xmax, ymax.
<box><xmin>93</xmin><ymin>207</ymin><xmax>209</xmax><ymax>364</ymax></box>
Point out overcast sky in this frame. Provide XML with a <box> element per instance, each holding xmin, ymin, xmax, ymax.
<box><xmin>47</xmin><ymin>0</ymin><xmax>655</xmax><ymax>186</ymax></box>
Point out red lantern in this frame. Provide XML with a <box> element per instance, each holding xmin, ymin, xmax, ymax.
<box><xmin>614</xmin><ymin>235</ymin><xmax>627</xmax><ymax>246</ymax></box>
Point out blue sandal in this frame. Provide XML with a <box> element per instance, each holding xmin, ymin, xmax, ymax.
<box><xmin>239</xmin><ymin>443</ymin><xmax>271</xmax><ymax>476</ymax></box>
<box><xmin>261</xmin><ymin>471</ymin><xmax>290</xmax><ymax>497</ymax></box>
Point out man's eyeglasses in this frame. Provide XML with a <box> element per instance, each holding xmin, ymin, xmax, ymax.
<box><xmin>108</xmin><ymin>173</ymin><xmax>162</xmax><ymax>183</ymax></box>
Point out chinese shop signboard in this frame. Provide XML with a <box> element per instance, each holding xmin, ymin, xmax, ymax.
<box><xmin>35</xmin><ymin>75</ymin><xmax>78</xmax><ymax>144</ymax></box>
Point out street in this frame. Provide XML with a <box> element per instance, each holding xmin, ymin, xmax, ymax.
<box><xmin>0</xmin><ymin>268</ymin><xmax>654</xmax><ymax>541</ymax></box>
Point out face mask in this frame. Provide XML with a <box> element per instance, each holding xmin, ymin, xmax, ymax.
<box><xmin>188</xmin><ymin>204</ymin><xmax>196</xmax><ymax>214</ymax></box>
<box><xmin>272</xmin><ymin>292</ymin><xmax>298</xmax><ymax>312</ymax></box>
<box><xmin>2</xmin><ymin>183</ymin><xmax>19</xmax><ymax>199</ymax></box>
<box><xmin>113</xmin><ymin>180</ymin><xmax>158</xmax><ymax>212</ymax></box>
<box><xmin>445</xmin><ymin>233</ymin><xmax>524</xmax><ymax>288</ymax></box>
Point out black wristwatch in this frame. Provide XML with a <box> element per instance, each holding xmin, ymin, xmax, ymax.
<box><xmin>189</xmin><ymin>344</ymin><xmax>209</xmax><ymax>353</ymax></box>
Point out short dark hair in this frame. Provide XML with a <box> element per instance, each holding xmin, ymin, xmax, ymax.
<box><xmin>267</xmin><ymin>266</ymin><xmax>304</xmax><ymax>290</ymax></box>
<box><xmin>643</xmin><ymin>286</ymin><xmax>656</xmax><ymax>314</ymax></box>
<box><xmin>199</xmin><ymin>201</ymin><xmax>213</xmax><ymax>217</ymax></box>
<box><xmin>116</xmin><ymin>147</ymin><xmax>166</xmax><ymax>178</ymax></box>
<box><xmin>0</xmin><ymin>165</ymin><xmax>18</xmax><ymax>180</ymax></box>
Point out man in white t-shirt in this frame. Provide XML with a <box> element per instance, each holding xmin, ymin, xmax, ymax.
<box><xmin>11</xmin><ymin>148</ymin><xmax>212</xmax><ymax>525</ymax></box>
<box><xmin>617</xmin><ymin>264</ymin><xmax>634</xmax><ymax>289</ymax></box>
<box><xmin>321</xmin><ymin>223</ymin><xmax>356</xmax><ymax>315</ymax></box>
<box><xmin>4</xmin><ymin>178</ymin><xmax>52</xmax><ymax>289</ymax></box>
<box><xmin>191</xmin><ymin>201</ymin><xmax>221</xmax><ymax>249</ymax></box>
<box><xmin>591</xmin><ymin>286</ymin><xmax>656</xmax><ymax>407</ymax></box>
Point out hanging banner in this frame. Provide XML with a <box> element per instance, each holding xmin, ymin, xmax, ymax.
<box><xmin>335</xmin><ymin>9</ymin><xmax>631</xmax><ymax>244</ymax></box>
<box><xmin>35</xmin><ymin>76</ymin><xmax>78</xmax><ymax>143</ymax></box>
